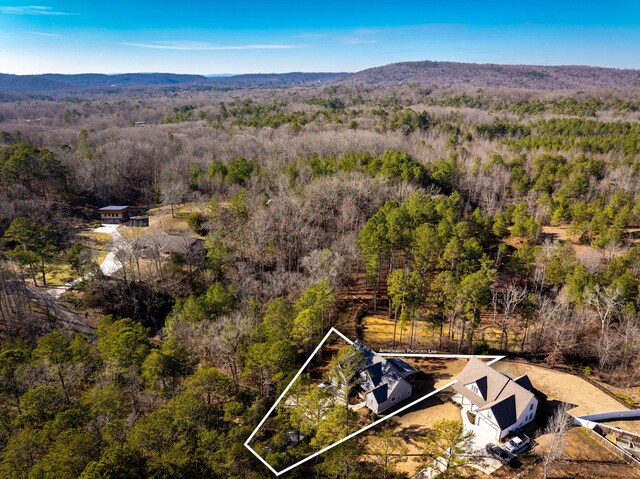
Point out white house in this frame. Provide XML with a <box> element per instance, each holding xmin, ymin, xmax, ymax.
<box><xmin>353</xmin><ymin>341</ymin><xmax>416</xmax><ymax>414</ymax></box>
<box><xmin>452</xmin><ymin>358</ymin><xmax>538</xmax><ymax>440</ymax></box>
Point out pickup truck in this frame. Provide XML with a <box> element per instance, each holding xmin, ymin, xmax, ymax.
<box><xmin>486</xmin><ymin>443</ymin><xmax>516</xmax><ymax>465</ymax></box>
<box><xmin>504</xmin><ymin>433</ymin><xmax>531</xmax><ymax>454</ymax></box>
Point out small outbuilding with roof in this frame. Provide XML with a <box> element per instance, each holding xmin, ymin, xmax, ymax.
<box><xmin>99</xmin><ymin>205</ymin><xmax>130</xmax><ymax>224</ymax></box>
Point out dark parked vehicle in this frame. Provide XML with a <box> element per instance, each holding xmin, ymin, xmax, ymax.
<box><xmin>486</xmin><ymin>443</ymin><xmax>516</xmax><ymax>465</ymax></box>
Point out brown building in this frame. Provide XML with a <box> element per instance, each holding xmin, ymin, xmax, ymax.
<box><xmin>99</xmin><ymin>205</ymin><xmax>130</xmax><ymax>224</ymax></box>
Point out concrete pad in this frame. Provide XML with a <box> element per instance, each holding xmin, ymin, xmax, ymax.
<box><xmin>460</xmin><ymin>406</ymin><xmax>504</xmax><ymax>474</ymax></box>
<box><xmin>94</xmin><ymin>224</ymin><xmax>120</xmax><ymax>234</ymax></box>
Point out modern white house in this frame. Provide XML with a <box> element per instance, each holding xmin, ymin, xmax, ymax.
<box><xmin>452</xmin><ymin>358</ymin><xmax>538</xmax><ymax>440</ymax></box>
<box><xmin>353</xmin><ymin>341</ymin><xmax>417</xmax><ymax>414</ymax></box>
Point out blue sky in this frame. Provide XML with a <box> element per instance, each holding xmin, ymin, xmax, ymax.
<box><xmin>1</xmin><ymin>1</ymin><xmax>639</xmax><ymax>74</ymax></box>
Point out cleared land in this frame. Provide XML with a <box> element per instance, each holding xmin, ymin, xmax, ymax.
<box><xmin>527</xmin><ymin>427</ymin><xmax>640</xmax><ymax>479</ymax></box>
<box><xmin>367</xmin><ymin>394</ymin><xmax>460</xmax><ymax>476</ymax></box>
<box><xmin>493</xmin><ymin>361</ymin><xmax>627</xmax><ymax>417</ymax></box>
<box><xmin>362</xmin><ymin>315</ymin><xmax>521</xmax><ymax>352</ymax></box>
<box><xmin>365</xmin><ymin>357</ymin><xmax>493</xmax><ymax>477</ymax></box>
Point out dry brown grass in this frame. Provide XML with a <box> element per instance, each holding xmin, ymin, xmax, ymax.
<box><xmin>362</xmin><ymin>315</ymin><xmax>521</xmax><ymax>352</ymax></box>
<box><xmin>366</xmin><ymin>396</ymin><xmax>460</xmax><ymax>476</ymax></box>
<box><xmin>522</xmin><ymin>427</ymin><xmax>640</xmax><ymax>479</ymax></box>
<box><xmin>493</xmin><ymin>361</ymin><xmax>626</xmax><ymax>417</ymax></box>
<box><xmin>147</xmin><ymin>206</ymin><xmax>193</xmax><ymax>234</ymax></box>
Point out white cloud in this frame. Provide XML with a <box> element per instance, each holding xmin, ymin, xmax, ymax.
<box><xmin>0</xmin><ymin>6</ymin><xmax>73</xmax><ymax>15</ymax></box>
<box><xmin>352</xmin><ymin>28</ymin><xmax>384</xmax><ymax>35</ymax></box>
<box><xmin>121</xmin><ymin>41</ymin><xmax>302</xmax><ymax>51</ymax></box>
<box><xmin>28</xmin><ymin>31</ymin><xmax>62</xmax><ymax>37</ymax></box>
<box><xmin>298</xmin><ymin>33</ymin><xmax>326</xmax><ymax>39</ymax></box>
<box><xmin>342</xmin><ymin>38</ymin><xmax>378</xmax><ymax>45</ymax></box>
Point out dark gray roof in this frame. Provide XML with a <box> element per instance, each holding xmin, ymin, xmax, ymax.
<box><xmin>99</xmin><ymin>205</ymin><xmax>129</xmax><ymax>211</ymax></box>
<box><xmin>453</xmin><ymin>358</ymin><xmax>536</xmax><ymax>429</ymax></box>
<box><xmin>484</xmin><ymin>395</ymin><xmax>517</xmax><ymax>430</ymax></box>
<box><xmin>366</xmin><ymin>362</ymin><xmax>383</xmax><ymax>387</ymax></box>
<box><xmin>355</xmin><ymin>340</ymin><xmax>378</xmax><ymax>365</ymax></box>
<box><xmin>353</xmin><ymin>340</ymin><xmax>413</xmax><ymax>405</ymax></box>
<box><xmin>475</xmin><ymin>376</ymin><xmax>488</xmax><ymax>400</ymax></box>
<box><xmin>371</xmin><ymin>384</ymin><xmax>388</xmax><ymax>404</ymax></box>
<box><xmin>387</xmin><ymin>358</ymin><xmax>418</xmax><ymax>376</ymax></box>
<box><xmin>514</xmin><ymin>375</ymin><xmax>534</xmax><ymax>391</ymax></box>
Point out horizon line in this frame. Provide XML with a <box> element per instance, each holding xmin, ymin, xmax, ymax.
<box><xmin>3</xmin><ymin>58</ymin><xmax>640</xmax><ymax>77</ymax></box>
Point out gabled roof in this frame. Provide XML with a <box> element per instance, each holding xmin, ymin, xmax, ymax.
<box><xmin>474</xmin><ymin>375</ymin><xmax>489</xmax><ymax>400</ymax></box>
<box><xmin>353</xmin><ymin>340</ymin><xmax>416</xmax><ymax>404</ymax></box>
<box><xmin>387</xmin><ymin>358</ymin><xmax>418</xmax><ymax>377</ymax></box>
<box><xmin>479</xmin><ymin>395</ymin><xmax>517</xmax><ymax>430</ymax></box>
<box><xmin>365</xmin><ymin>362</ymin><xmax>383</xmax><ymax>387</ymax></box>
<box><xmin>371</xmin><ymin>384</ymin><xmax>388</xmax><ymax>404</ymax></box>
<box><xmin>514</xmin><ymin>375</ymin><xmax>534</xmax><ymax>391</ymax></box>
<box><xmin>453</xmin><ymin>358</ymin><xmax>536</xmax><ymax>430</ymax></box>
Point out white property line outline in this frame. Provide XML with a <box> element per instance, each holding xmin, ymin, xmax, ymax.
<box><xmin>243</xmin><ymin>327</ymin><xmax>505</xmax><ymax>476</ymax></box>
<box><xmin>243</xmin><ymin>327</ymin><xmax>352</xmax><ymax>475</ymax></box>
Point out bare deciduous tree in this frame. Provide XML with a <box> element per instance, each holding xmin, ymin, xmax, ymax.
<box><xmin>584</xmin><ymin>285</ymin><xmax>622</xmax><ymax>334</ymax></box>
<box><xmin>496</xmin><ymin>282</ymin><xmax>528</xmax><ymax>352</ymax></box>
<box><xmin>537</xmin><ymin>403</ymin><xmax>573</xmax><ymax>479</ymax></box>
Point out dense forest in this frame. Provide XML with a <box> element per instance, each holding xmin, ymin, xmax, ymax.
<box><xmin>1</xmin><ymin>80</ymin><xmax>640</xmax><ymax>478</ymax></box>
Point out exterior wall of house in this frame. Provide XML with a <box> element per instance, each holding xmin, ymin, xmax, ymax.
<box><xmin>455</xmin><ymin>394</ymin><xmax>539</xmax><ymax>441</ymax></box>
<box><xmin>367</xmin><ymin>381</ymin><xmax>413</xmax><ymax>413</ymax></box>
<box><xmin>474</xmin><ymin>396</ymin><xmax>539</xmax><ymax>440</ymax></box>
<box><xmin>475</xmin><ymin>409</ymin><xmax>502</xmax><ymax>440</ymax></box>
<box><xmin>100</xmin><ymin>210</ymin><xmax>129</xmax><ymax>224</ymax></box>
<box><xmin>510</xmin><ymin>397</ymin><xmax>538</xmax><ymax>433</ymax></box>
<box><xmin>452</xmin><ymin>393</ymin><xmax>474</xmax><ymax>409</ymax></box>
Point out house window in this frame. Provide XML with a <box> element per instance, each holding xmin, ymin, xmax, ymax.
<box><xmin>530</xmin><ymin>404</ymin><xmax>534</xmax><ymax>411</ymax></box>
<box><xmin>391</xmin><ymin>396</ymin><xmax>396</xmax><ymax>401</ymax></box>
<box><xmin>471</xmin><ymin>384</ymin><xmax>479</xmax><ymax>394</ymax></box>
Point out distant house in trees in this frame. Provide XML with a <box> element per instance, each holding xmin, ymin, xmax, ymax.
<box><xmin>353</xmin><ymin>340</ymin><xmax>417</xmax><ymax>414</ymax></box>
<box><xmin>99</xmin><ymin>205</ymin><xmax>130</xmax><ymax>224</ymax></box>
<box><xmin>138</xmin><ymin>234</ymin><xmax>201</xmax><ymax>258</ymax></box>
<box><xmin>452</xmin><ymin>358</ymin><xmax>538</xmax><ymax>440</ymax></box>
<box><xmin>134</xmin><ymin>121</ymin><xmax>146</xmax><ymax>127</ymax></box>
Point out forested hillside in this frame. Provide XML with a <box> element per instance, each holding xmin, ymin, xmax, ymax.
<box><xmin>346</xmin><ymin>60</ymin><xmax>640</xmax><ymax>89</ymax></box>
<box><xmin>1</xmin><ymin>81</ymin><xmax>640</xmax><ymax>478</ymax></box>
<box><xmin>3</xmin><ymin>59</ymin><xmax>640</xmax><ymax>96</ymax></box>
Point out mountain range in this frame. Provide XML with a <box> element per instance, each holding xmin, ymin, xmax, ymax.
<box><xmin>2</xmin><ymin>60</ymin><xmax>640</xmax><ymax>95</ymax></box>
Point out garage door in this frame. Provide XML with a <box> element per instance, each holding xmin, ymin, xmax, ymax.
<box><xmin>478</xmin><ymin>417</ymin><xmax>500</xmax><ymax>440</ymax></box>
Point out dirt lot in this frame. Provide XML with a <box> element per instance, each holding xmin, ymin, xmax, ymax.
<box><xmin>147</xmin><ymin>204</ymin><xmax>198</xmax><ymax>235</ymax></box>
<box><xmin>493</xmin><ymin>361</ymin><xmax>627</xmax><ymax>417</ymax></box>
<box><xmin>541</xmin><ymin>225</ymin><xmax>640</xmax><ymax>261</ymax></box>
<box><xmin>401</xmin><ymin>357</ymin><xmax>476</xmax><ymax>391</ymax></box>
<box><xmin>519</xmin><ymin>427</ymin><xmax>640</xmax><ymax>479</ymax></box>
<box><xmin>367</xmin><ymin>393</ymin><xmax>461</xmax><ymax>476</ymax></box>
